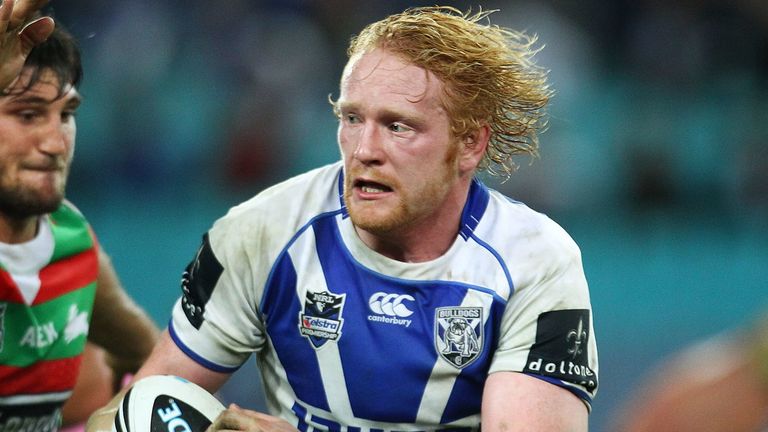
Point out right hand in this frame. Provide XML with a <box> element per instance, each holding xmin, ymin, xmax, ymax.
<box><xmin>0</xmin><ymin>0</ymin><xmax>54</xmax><ymax>91</ymax></box>
<box><xmin>206</xmin><ymin>404</ymin><xmax>299</xmax><ymax>432</ymax></box>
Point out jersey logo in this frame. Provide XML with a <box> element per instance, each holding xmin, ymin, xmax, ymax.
<box><xmin>523</xmin><ymin>309</ymin><xmax>597</xmax><ymax>393</ymax></box>
<box><xmin>367</xmin><ymin>292</ymin><xmax>414</xmax><ymax>327</ymax></box>
<box><xmin>435</xmin><ymin>306</ymin><xmax>483</xmax><ymax>368</ymax></box>
<box><xmin>368</xmin><ymin>292</ymin><xmax>414</xmax><ymax>317</ymax></box>
<box><xmin>64</xmin><ymin>304</ymin><xmax>89</xmax><ymax>343</ymax></box>
<box><xmin>567</xmin><ymin>317</ymin><xmax>588</xmax><ymax>358</ymax></box>
<box><xmin>181</xmin><ymin>234</ymin><xmax>224</xmax><ymax>329</ymax></box>
<box><xmin>299</xmin><ymin>290</ymin><xmax>346</xmax><ymax>349</ymax></box>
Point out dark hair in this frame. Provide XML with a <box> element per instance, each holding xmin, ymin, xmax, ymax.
<box><xmin>6</xmin><ymin>22</ymin><xmax>82</xmax><ymax>97</ymax></box>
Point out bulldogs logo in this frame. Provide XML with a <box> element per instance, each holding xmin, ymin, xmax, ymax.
<box><xmin>435</xmin><ymin>307</ymin><xmax>483</xmax><ymax>368</ymax></box>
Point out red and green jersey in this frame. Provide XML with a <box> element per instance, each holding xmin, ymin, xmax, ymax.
<box><xmin>0</xmin><ymin>202</ymin><xmax>99</xmax><ymax>431</ymax></box>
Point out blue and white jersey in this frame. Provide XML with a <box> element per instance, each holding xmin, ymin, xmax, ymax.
<box><xmin>170</xmin><ymin>162</ymin><xmax>598</xmax><ymax>431</ymax></box>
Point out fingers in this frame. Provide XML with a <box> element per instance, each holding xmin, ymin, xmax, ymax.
<box><xmin>207</xmin><ymin>404</ymin><xmax>298</xmax><ymax>432</ymax></box>
<box><xmin>17</xmin><ymin>15</ymin><xmax>53</xmax><ymax>49</ymax></box>
<box><xmin>208</xmin><ymin>406</ymin><xmax>248</xmax><ymax>431</ymax></box>
<box><xmin>0</xmin><ymin>0</ymin><xmax>13</xmax><ymax>34</ymax></box>
<box><xmin>9</xmin><ymin>0</ymin><xmax>49</xmax><ymax>29</ymax></box>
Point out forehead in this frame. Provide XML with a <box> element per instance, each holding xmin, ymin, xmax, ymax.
<box><xmin>2</xmin><ymin>68</ymin><xmax>79</xmax><ymax>105</ymax></box>
<box><xmin>339</xmin><ymin>48</ymin><xmax>444</xmax><ymax>108</ymax></box>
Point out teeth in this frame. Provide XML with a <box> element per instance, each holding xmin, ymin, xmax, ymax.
<box><xmin>362</xmin><ymin>185</ymin><xmax>385</xmax><ymax>193</ymax></box>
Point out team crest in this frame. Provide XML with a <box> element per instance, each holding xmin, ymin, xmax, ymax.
<box><xmin>299</xmin><ymin>290</ymin><xmax>346</xmax><ymax>349</ymax></box>
<box><xmin>435</xmin><ymin>306</ymin><xmax>483</xmax><ymax>368</ymax></box>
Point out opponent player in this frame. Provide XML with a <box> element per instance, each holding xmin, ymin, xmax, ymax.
<box><xmin>612</xmin><ymin>312</ymin><xmax>768</xmax><ymax>431</ymax></box>
<box><xmin>88</xmin><ymin>6</ymin><xmax>598</xmax><ymax>431</ymax></box>
<box><xmin>0</xmin><ymin>8</ymin><xmax>159</xmax><ymax>431</ymax></box>
<box><xmin>0</xmin><ymin>0</ymin><xmax>54</xmax><ymax>90</ymax></box>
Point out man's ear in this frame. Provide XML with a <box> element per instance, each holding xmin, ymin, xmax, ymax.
<box><xmin>459</xmin><ymin>124</ymin><xmax>490</xmax><ymax>174</ymax></box>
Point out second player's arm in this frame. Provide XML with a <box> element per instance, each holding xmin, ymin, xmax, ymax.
<box><xmin>87</xmin><ymin>249</ymin><xmax>160</xmax><ymax>386</ymax></box>
<box><xmin>85</xmin><ymin>330</ymin><xmax>231</xmax><ymax>432</ymax></box>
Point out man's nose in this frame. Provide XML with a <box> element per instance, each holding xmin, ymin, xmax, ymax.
<box><xmin>37</xmin><ymin>120</ymin><xmax>71</xmax><ymax>155</ymax></box>
<box><xmin>354</xmin><ymin>122</ymin><xmax>384</xmax><ymax>164</ymax></box>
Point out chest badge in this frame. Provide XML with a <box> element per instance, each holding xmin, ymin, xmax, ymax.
<box><xmin>435</xmin><ymin>306</ymin><xmax>483</xmax><ymax>368</ymax></box>
<box><xmin>299</xmin><ymin>290</ymin><xmax>346</xmax><ymax>349</ymax></box>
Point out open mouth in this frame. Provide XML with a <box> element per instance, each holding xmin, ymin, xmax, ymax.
<box><xmin>355</xmin><ymin>180</ymin><xmax>392</xmax><ymax>194</ymax></box>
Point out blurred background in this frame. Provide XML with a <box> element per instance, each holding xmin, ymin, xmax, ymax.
<box><xmin>48</xmin><ymin>0</ymin><xmax>767</xmax><ymax>430</ymax></box>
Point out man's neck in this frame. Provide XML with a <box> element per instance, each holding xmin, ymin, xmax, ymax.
<box><xmin>0</xmin><ymin>214</ymin><xmax>41</xmax><ymax>244</ymax></box>
<box><xmin>355</xmin><ymin>205</ymin><xmax>464</xmax><ymax>263</ymax></box>
<box><xmin>357</xmin><ymin>229</ymin><xmax>457</xmax><ymax>263</ymax></box>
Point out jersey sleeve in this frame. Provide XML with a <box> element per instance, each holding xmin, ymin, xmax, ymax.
<box><xmin>169</xmin><ymin>214</ymin><xmax>269</xmax><ymax>373</ymax></box>
<box><xmin>168</xmin><ymin>164</ymin><xmax>344</xmax><ymax>373</ymax></box>
<box><xmin>488</xmin><ymin>217</ymin><xmax>599</xmax><ymax>408</ymax></box>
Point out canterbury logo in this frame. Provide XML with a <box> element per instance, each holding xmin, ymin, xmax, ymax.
<box><xmin>368</xmin><ymin>293</ymin><xmax>415</xmax><ymax>317</ymax></box>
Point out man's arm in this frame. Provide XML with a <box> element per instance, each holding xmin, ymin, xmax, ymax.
<box><xmin>482</xmin><ymin>372</ymin><xmax>588</xmax><ymax>432</ymax></box>
<box><xmin>87</xmin><ymin>249</ymin><xmax>160</xmax><ymax>387</ymax></box>
<box><xmin>0</xmin><ymin>0</ymin><xmax>54</xmax><ymax>90</ymax></box>
<box><xmin>86</xmin><ymin>330</ymin><xmax>232</xmax><ymax>432</ymax></box>
<box><xmin>61</xmin><ymin>343</ymin><xmax>115</xmax><ymax>427</ymax></box>
<box><xmin>611</xmin><ymin>331</ymin><xmax>768</xmax><ymax>432</ymax></box>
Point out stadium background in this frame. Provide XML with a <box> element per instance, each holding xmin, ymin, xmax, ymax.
<box><xmin>50</xmin><ymin>0</ymin><xmax>767</xmax><ymax>430</ymax></box>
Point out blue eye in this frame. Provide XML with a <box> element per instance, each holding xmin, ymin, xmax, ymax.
<box><xmin>389</xmin><ymin>123</ymin><xmax>410</xmax><ymax>133</ymax></box>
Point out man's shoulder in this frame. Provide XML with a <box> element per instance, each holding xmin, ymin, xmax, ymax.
<box><xmin>209</xmin><ymin>163</ymin><xmax>343</xmax><ymax>245</ymax></box>
<box><xmin>483</xmin><ymin>190</ymin><xmax>581</xmax><ymax>258</ymax></box>
<box><xmin>229</xmin><ymin>162</ymin><xmax>340</xmax><ymax>216</ymax></box>
<box><xmin>49</xmin><ymin>199</ymin><xmax>89</xmax><ymax>227</ymax></box>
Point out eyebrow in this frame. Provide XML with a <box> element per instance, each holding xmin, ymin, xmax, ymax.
<box><xmin>8</xmin><ymin>92</ymin><xmax>82</xmax><ymax>108</ymax></box>
<box><xmin>339</xmin><ymin>102</ymin><xmax>427</xmax><ymax>127</ymax></box>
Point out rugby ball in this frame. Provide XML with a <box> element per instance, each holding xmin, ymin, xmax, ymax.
<box><xmin>112</xmin><ymin>375</ymin><xmax>225</xmax><ymax>432</ymax></box>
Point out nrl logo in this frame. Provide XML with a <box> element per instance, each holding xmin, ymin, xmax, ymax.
<box><xmin>435</xmin><ymin>306</ymin><xmax>483</xmax><ymax>369</ymax></box>
<box><xmin>299</xmin><ymin>290</ymin><xmax>346</xmax><ymax>349</ymax></box>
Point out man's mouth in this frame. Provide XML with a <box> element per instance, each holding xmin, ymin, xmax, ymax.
<box><xmin>22</xmin><ymin>160</ymin><xmax>65</xmax><ymax>172</ymax></box>
<box><xmin>356</xmin><ymin>180</ymin><xmax>392</xmax><ymax>194</ymax></box>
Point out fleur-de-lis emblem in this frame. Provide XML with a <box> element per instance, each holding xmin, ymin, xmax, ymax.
<box><xmin>566</xmin><ymin>318</ymin><xmax>587</xmax><ymax>358</ymax></box>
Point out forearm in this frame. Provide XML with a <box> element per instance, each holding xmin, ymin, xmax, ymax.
<box><xmin>89</xmin><ymin>299</ymin><xmax>159</xmax><ymax>372</ymax></box>
<box><xmin>88</xmin><ymin>249</ymin><xmax>160</xmax><ymax>373</ymax></box>
<box><xmin>87</xmin><ymin>328</ymin><xmax>233</xmax><ymax>431</ymax></box>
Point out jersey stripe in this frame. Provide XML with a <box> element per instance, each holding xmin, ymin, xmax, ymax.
<box><xmin>167</xmin><ymin>321</ymin><xmax>237</xmax><ymax>373</ymax></box>
<box><xmin>313</xmin><ymin>215</ymin><xmax>488</xmax><ymax>424</ymax></box>
<box><xmin>0</xmin><ymin>356</ymin><xmax>81</xmax><ymax>396</ymax></box>
<box><xmin>1</xmin><ymin>286</ymin><xmax>95</xmax><ymax>367</ymax></box>
<box><xmin>49</xmin><ymin>205</ymin><xmax>95</xmax><ymax>262</ymax></box>
<box><xmin>415</xmin><ymin>282</ymin><xmax>492</xmax><ymax>425</ymax></box>
<box><xmin>0</xmin><ymin>269</ymin><xmax>23</xmax><ymax>302</ymax></box>
<box><xmin>0</xmin><ymin>390</ymin><xmax>71</xmax><ymax>405</ymax></box>
<box><xmin>298</xmin><ymin>226</ymin><xmax>353</xmax><ymax>418</ymax></box>
<box><xmin>263</xmin><ymin>252</ymin><xmax>331</xmax><ymax>411</ymax></box>
<box><xmin>34</xmin><ymin>247</ymin><xmax>98</xmax><ymax>305</ymax></box>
